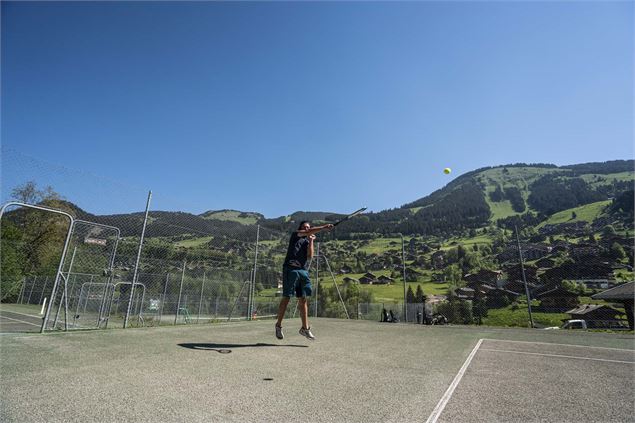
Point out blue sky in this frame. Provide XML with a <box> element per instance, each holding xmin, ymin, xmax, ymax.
<box><xmin>2</xmin><ymin>1</ymin><xmax>633</xmax><ymax>217</ymax></box>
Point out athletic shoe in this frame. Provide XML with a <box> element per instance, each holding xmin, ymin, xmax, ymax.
<box><xmin>275</xmin><ymin>324</ymin><xmax>284</xmax><ymax>340</ymax></box>
<box><xmin>299</xmin><ymin>326</ymin><xmax>315</xmax><ymax>340</ymax></box>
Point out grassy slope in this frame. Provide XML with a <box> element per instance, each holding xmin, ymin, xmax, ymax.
<box><xmin>201</xmin><ymin>210</ymin><xmax>259</xmax><ymax>225</ymax></box>
<box><xmin>478</xmin><ymin>167</ymin><xmax>562</xmax><ymax>221</ymax></box>
<box><xmin>537</xmin><ymin>200</ymin><xmax>611</xmax><ymax>228</ymax></box>
<box><xmin>174</xmin><ymin>236</ymin><xmax>214</xmax><ymax>248</ymax></box>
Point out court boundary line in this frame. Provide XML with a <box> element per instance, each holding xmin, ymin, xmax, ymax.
<box><xmin>425</xmin><ymin>338</ymin><xmax>483</xmax><ymax>423</ymax></box>
<box><xmin>0</xmin><ymin>315</ymin><xmax>41</xmax><ymax>327</ymax></box>
<box><xmin>0</xmin><ymin>309</ymin><xmax>44</xmax><ymax>319</ymax></box>
<box><xmin>482</xmin><ymin>338</ymin><xmax>635</xmax><ymax>353</ymax></box>
<box><xmin>480</xmin><ymin>348</ymin><xmax>635</xmax><ymax>365</ymax></box>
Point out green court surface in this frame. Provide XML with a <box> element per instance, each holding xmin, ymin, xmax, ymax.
<box><xmin>1</xmin><ymin>319</ymin><xmax>633</xmax><ymax>422</ymax></box>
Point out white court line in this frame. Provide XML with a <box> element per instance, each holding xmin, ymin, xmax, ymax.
<box><xmin>481</xmin><ymin>348</ymin><xmax>635</xmax><ymax>365</ymax></box>
<box><xmin>425</xmin><ymin>339</ymin><xmax>483</xmax><ymax>423</ymax></box>
<box><xmin>482</xmin><ymin>338</ymin><xmax>635</xmax><ymax>353</ymax></box>
<box><xmin>0</xmin><ymin>309</ymin><xmax>44</xmax><ymax>319</ymax></box>
<box><xmin>0</xmin><ymin>315</ymin><xmax>41</xmax><ymax>327</ymax></box>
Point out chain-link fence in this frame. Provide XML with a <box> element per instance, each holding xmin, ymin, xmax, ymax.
<box><xmin>1</xmin><ymin>147</ymin><xmax>633</xmax><ymax>333</ymax></box>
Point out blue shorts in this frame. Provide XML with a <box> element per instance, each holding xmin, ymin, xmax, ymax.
<box><xmin>282</xmin><ymin>265</ymin><xmax>312</xmax><ymax>298</ymax></box>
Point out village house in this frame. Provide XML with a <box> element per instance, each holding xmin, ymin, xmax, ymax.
<box><xmin>431</xmin><ymin>251</ymin><xmax>445</xmax><ymax>269</ymax></box>
<box><xmin>536</xmin><ymin>287</ymin><xmax>580</xmax><ymax>312</ymax></box>
<box><xmin>592</xmin><ymin>282</ymin><xmax>635</xmax><ymax>330</ymax></box>
<box><xmin>497</xmin><ymin>244</ymin><xmax>551</xmax><ymax>262</ymax></box>
<box><xmin>404</xmin><ymin>267</ymin><xmax>422</xmax><ymax>281</ymax></box>
<box><xmin>565</xmin><ymin>304</ymin><xmax>627</xmax><ymax>329</ymax></box>
<box><xmin>359</xmin><ymin>272</ymin><xmax>377</xmax><ymax>285</ymax></box>
<box><xmin>338</xmin><ymin>265</ymin><xmax>353</xmax><ymax>274</ymax></box>
<box><xmin>572</xmin><ymin>279</ymin><xmax>617</xmax><ymax>290</ymax></box>
<box><xmin>502</xmin><ymin>280</ymin><xmax>539</xmax><ymax>295</ymax></box>
<box><xmin>569</xmin><ymin>243</ymin><xmax>602</xmax><ymax>259</ymax></box>
<box><xmin>466</xmin><ymin>281</ymin><xmax>496</xmax><ymax>294</ymax></box>
<box><xmin>488</xmin><ymin>287</ymin><xmax>521</xmax><ymax>308</ymax></box>
<box><xmin>454</xmin><ymin>287</ymin><xmax>475</xmax><ymax>300</ymax></box>
<box><xmin>464</xmin><ymin>269</ymin><xmax>503</xmax><ymax>286</ymax></box>
<box><xmin>375</xmin><ymin>275</ymin><xmax>394</xmax><ymax>285</ymax></box>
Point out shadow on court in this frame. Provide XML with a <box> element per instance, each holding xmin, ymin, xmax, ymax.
<box><xmin>178</xmin><ymin>342</ymin><xmax>309</xmax><ymax>353</ymax></box>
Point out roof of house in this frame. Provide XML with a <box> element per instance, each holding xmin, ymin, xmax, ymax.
<box><xmin>565</xmin><ymin>304</ymin><xmax>624</xmax><ymax>316</ymax></box>
<box><xmin>536</xmin><ymin>288</ymin><xmax>579</xmax><ymax>298</ymax></box>
<box><xmin>591</xmin><ymin>282</ymin><xmax>635</xmax><ymax>301</ymax></box>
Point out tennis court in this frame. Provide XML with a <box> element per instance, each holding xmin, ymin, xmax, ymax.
<box><xmin>1</xmin><ymin>319</ymin><xmax>633</xmax><ymax>422</ymax></box>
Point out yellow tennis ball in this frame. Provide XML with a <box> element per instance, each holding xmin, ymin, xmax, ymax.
<box><xmin>444</xmin><ymin>167</ymin><xmax>451</xmax><ymax>174</ymax></box>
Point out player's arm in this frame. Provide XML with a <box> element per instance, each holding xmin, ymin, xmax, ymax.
<box><xmin>307</xmin><ymin>235</ymin><xmax>315</xmax><ymax>259</ymax></box>
<box><xmin>297</xmin><ymin>224</ymin><xmax>334</xmax><ymax>238</ymax></box>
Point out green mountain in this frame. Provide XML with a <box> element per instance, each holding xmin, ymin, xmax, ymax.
<box><xmin>9</xmin><ymin>160</ymin><xmax>632</xmax><ymax>243</ymax></box>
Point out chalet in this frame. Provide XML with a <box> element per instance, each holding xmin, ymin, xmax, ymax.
<box><xmin>497</xmin><ymin>244</ymin><xmax>551</xmax><ymax>262</ymax></box>
<box><xmin>466</xmin><ymin>281</ymin><xmax>496</xmax><ymax>295</ymax></box>
<box><xmin>405</xmin><ymin>267</ymin><xmax>422</xmax><ymax>281</ymax></box>
<box><xmin>454</xmin><ymin>287</ymin><xmax>475</xmax><ymax>300</ymax></box>
<box><xmin>569</xmin><ymin>243</ymin><xmax>601</xmax><ymax>259</ymax></box>
<box><xmin>339</xmin><ymin>265</ymin><xmax>353</xmax><ymax>274</ymax></box>
<box><xmin>565</xmin><ymin>304</ymin><xmax>627</xmax><ymax>329</ymax></box>
<box><xmin>431</xmin><ymin>251</ymin><xmax>445</xmax><ymax>270</ymax></box>
<box><xmin>368</xmin><ymin>261</ymin><xmax>386</xmax><ymax>271</ymax></box>
<box><xmin>592</xmin><ymin>282</ymin><xmax>635</xmax><ymax>330</ymax></box>
<box><xmin>539</xmin><ymin>222</ymin><xmax>587</xmax><ymax>236</ymax></box>
<box><xmin>535</xmin><ymin>257</ymin><xmax>555</xmax><ymax>269</ymax></box>
<box><xmin>536</xmin><ymin>287</ymin><xmax>579</xmax><ymax>312</ymax></box>
<box><xmin>486</xmin><ymin>288</ymin><xmax>521</xmax><ymax>308</ymax></box>
<box><xmin>523</xmin><ymin>244</ymin><xmax>552</xmax><ymax>260</ymax></box>
<box><xmin>504</xmin><ymin>263</ymin><xmax>539</xmax><ymax>285</ymax></box>
<box><xmin>540</xmin><ymin>260</ymin><xmax>614</xmax><ymax>284</ymax></box>
<box><xmin>376</xmin><ymin>275</ymin><xmax>394</xmax><ymax>285</ymax></box>
<box><xmin>501</xmin><ymin>280</ymin><xmax>538</xmax><ymax>295</ymax></box>
<box><xmin>571</xmin><ymin>279</ymin><xmax>616</xmax><ymax>290</ymax></box>
<box><xmin>464</xmin><ymin>269</ymin><xmax>503</xmax><ymax>286</ymax></box>
<box><xmin>359</xmin><ymin>276</ymin><xmax>375</xmax><ymax>285</ymax></box>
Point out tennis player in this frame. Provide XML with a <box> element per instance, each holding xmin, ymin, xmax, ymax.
<box><xmin>275</xmin><ymin>220</ymin><xmax>333</xmax><ymax>340</ymax></box>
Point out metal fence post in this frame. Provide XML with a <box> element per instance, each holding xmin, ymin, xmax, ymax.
<box><xmin>175</xmin><ymin>260</ymin><xmax>186</xmax><ymax>325</ymax></box>
<box><xmin>159</xmin><ymin>273</ymin><xmax>169</xmax><ymax>325</ymax></box>
<box><xmin>197</xmin><ymin>272</ymin><xmax>205</xmax><ymax>324</ymax></box>
<box><xmin>124</xmin><ymin>190</ymin><xmax>152</xmax><ymax>329</ymax></box>
<box><xmin>17</xmin><ymin>277</ymin><xmax>26</xmax><ymax>304</ymax></box>
<box><xmin>314</xmin><ymin>242</ymin><xmax>320</xmax><ymax>317</ymax></box>
<box><xmin>38</xmin><ymin>276</ymin><xmax>49</xmax><ymax>305</ymax></box>
<box><xmin>249</xmin><ymin>225</ymin><xmax>260</xmax><ymax>320</ymax></box>
<box><xmin>515</xmin><ymin>226</ymin><xmax>535</xmax><ymax>328</ymax></box>
<box><xmin>53</xmin><ymin>246</ymin><xmax>77</xmax><ymax>329</ymax></box>
<box><xmin>401</xmin><ymin>234</ymin><xmax>407</xmax><ymax>322</ymax></box>
<box><xmin>26</xmin><ymin>276</ymin><xmax>37</xmax><ymax>305</ymax></box>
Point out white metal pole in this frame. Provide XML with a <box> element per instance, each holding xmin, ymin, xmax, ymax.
<box><xmin>124</xmin><ymin>190</ymin><xmax>152</xmax><ymax>329</ymax></box>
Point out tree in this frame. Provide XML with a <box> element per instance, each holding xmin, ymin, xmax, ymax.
<box><xmin>472</xmin><ymin>296</ymin><xmax>488</xmax><ymax>325</ymax></box>
<box><xmin>611</xmin><ymin>243</ymin><xmax>626</xmax><ymax>261</ymax></box>
<box><xmin>406</xmin><ymin>286</ymin><xmax>416</xmax><ymax>303</ymax></box>
<box><xmin>11</xmin><ymin>181</ymin><xmax>62</xmax><ymax>204</ymax></box>
<box><xmin>415</xmin><ymin>285</ymin><xmax>427</xmax><ymax>303</ymax></box>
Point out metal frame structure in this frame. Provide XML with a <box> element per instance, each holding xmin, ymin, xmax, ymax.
<box><xmin>0</xmin><ymin>201</ymin><xmax>75</xmax><ymax>334</ymax></box>
<box><xmin>104</xmin><ymin>281</ymin><xmax>147</xmax><ymax>329</ymax></box>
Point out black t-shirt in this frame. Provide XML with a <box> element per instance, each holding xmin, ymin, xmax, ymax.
<box><xmin>284</xmin><ymin>231</ymin><xmax>310</xmax><ymax>269</ymax></box>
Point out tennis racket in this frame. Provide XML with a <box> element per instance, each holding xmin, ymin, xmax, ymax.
<box><xmin>332</xmin><ymin>207</ymin><xmax>367</xmax><ymax>226</ymax></box>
